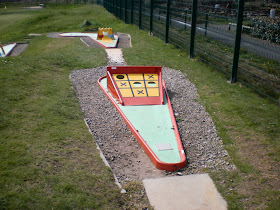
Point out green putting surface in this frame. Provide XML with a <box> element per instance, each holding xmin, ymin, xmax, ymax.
<box><xmin>100</xmin><ymin>78</ymin><xmax>181</xmax><ymax>163</ymax></box>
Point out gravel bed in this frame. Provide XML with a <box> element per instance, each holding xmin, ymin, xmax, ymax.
<box><xmin>70</xmin><ymin>66</ymin><xmax>236</xmax><ymax>184</ymax></box>
<box><xmin>9</xmin><ymin>43</ymin><xmax>28</xmax><ymax>56</ymax></box>
<box><xmin>116</xmin><ymin>32</ymin><xmax>132</xmax><ymax>48</ymax></box>
<box><xmin>46</xmin><ymin>32</ymin><xmax>62</xmax><ymax>38</ymax></box>
<box><xmin>80</xmin><ymin>37</ymin><xmax>102</xmax><ymax>48</ymax></box>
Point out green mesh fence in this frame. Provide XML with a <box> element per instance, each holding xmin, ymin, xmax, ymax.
<box><xmin>6</xmin><ymin>0</ymin><xmax>278</xmax><ymax>103</ymax></box>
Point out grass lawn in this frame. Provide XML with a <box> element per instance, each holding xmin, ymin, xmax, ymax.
<box><xmin>0</xmin><ymin>4</ymin><xmax>149</xmax><ymax>209</ymax></box>
<box><xmin>0</xmin><ymin>13</ymin><xmax>32</xmax><ymax>32</ymax></box>
<box><xmin>0</xmin><ymin>3</ymin><xmax>279</xmax><ymax>209</ymax></box>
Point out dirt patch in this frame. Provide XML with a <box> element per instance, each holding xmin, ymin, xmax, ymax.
<box><xmin>70</xmin><ymin>66</ymin><xmax>235</xmax><ymax>184</ymax></box>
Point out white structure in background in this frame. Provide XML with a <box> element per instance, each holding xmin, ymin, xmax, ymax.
<box><xmin>0</xmin><ymin>43</ymin><xmax>17</xmax><ymax>57</ymax></box>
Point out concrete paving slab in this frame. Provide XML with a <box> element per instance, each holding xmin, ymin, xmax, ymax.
<box><xmin>105</xmin><ymin>49</ymin><xmax>126</xmax><ymax>65</ymax></box>
<box><xmin>143</xmin><ymin>174</ymin><xmax>227</xmax><ymax>210</ymax></box>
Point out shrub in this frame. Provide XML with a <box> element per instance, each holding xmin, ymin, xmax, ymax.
<box><xmin>250</xmin><ymin>17</ymin><xmax>280</xmax><ymax>44</ymax></box>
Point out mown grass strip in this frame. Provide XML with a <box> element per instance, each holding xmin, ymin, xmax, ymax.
<box><xmin>0</xmin><ymin>5</ymin><xmax>133</xmax><ymax>209</ymax></box>
<box><xmin>0</xmin><ymin>33</ymin><xmax>128</xmax><ymax>208</ymax></box>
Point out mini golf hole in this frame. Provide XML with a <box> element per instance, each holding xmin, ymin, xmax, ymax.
<box><xmin>116</xmin><ymin>75</ymin><xmax>125</xmax><ymax>79</ymax></box>
<box><xmin>133</xmin><ymin>82</ymin><xmax>142</xmax><ymax>87</ymax></box>
<box><xmin>147</xmin><ymin>81</ymin><xmax>156</xmax><ymax>87</ymax></box>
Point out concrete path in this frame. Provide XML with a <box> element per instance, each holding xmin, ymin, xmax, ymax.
<box><xmin>143</xmin><ymin>174</ymin><xmax>227</xmax><ymax>210</ymax></box>
<box><xmin>105</xmin><ymin>48</ymin><xmax>127</xmax><ymax>66</ymax></box>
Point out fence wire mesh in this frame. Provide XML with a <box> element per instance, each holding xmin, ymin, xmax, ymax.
<box><xmin>115</xmin><ymin>0</ymin><xmax>279</xmax><ymax>103</ymax></box>
<box><xmin>10</xmin><ymin>0</ymin><xmax>279</xmax><ymax>103</ymax></box>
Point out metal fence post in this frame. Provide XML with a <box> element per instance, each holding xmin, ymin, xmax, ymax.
<box><xmin>165</xmin><ymin>0</ymin><xmax>171</xmax><ymax>43</ymax></box>
<box><xmin>114</xmin><ymin>0</ymin><xmax>116</xmax><ymax>16</ymax></box>
<box><xmin>116</xmin><ymin>0</ymin><xmax>120</xmax><ymax>18</ymax></box>
<box><xmin>131</xmin><ymin>0</ymin><xmax>134</xmax><ymax>24</ymax></box>
<box><xmin>120</xmin><ymin>0</ymin><xmax>122</xmax><ymax>20</ymax></box>
<box><xmin>190</xmin><ymin>0</ymin><xmax>198</xmax><ymax>59</ymax></box>
<box><xmin>205</xmin><ymin>12</ymin><xmax>208</xmax><ymax>36</ymax></box>
<box><xmin>169</xmin><ymin>7</ymin><xmax>172</xmax><ymax>27</ymax></box>
<box><xmin>231</xmin><ymin>0</ymin><xmax>245</xmax><ymax>83</ymax></box>
<box><xmin>184</xmin><ymin>9</ymin><xmax>188</xmax><ymax>29</ymax></box>
<box><xmin>149</xmin><ymin>0</ymin><xmax>154</xmax><ymax>35</ymax></box>
<box><xmin>115</xmin><ymin>0</ymin><xmax>117</xmax><ymax>16</ymax></box>
<box><xmin>139</xmin><ymin>0</ymin><xmax>142</xmax><ymax>30</ymax></box>
<box><xmin>112</xmin><ymin>0</ymin><xmax>114</xmax><ymax>13</ymax></box>
<box><xmin>113</xmin><ymin>0</ymin><xmax>115</xmax><ymax>16</ymax></box>
<box><xmin>125</xmin><ymin>0</ymin><xmax>128</xmax><ymax>23</ymax></box>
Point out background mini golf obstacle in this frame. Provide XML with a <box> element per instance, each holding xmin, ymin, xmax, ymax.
<box><xmin>0</xmin><ymin>43</ymin><xmax>17</xmax><ymax>57</ymax></box>
<box><xmin>59</xmin><ymin>27</ymin><xmax>118</xmax><ymax>48</ymax></box>
<box><xmin>97</xmin><ymin>27</ymin><xmax>115</xmax><ymax>43</ymax></box>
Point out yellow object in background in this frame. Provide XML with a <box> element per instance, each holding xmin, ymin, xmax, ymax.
<box><xmin>97</xmin><ymin>27</ymin><xmax>114</xmax><ymax>43</ymax></box>
<box><xmin>102</xmin><ymin>36</ymin><xmax>113</xmax><ymax>43</ymax></box>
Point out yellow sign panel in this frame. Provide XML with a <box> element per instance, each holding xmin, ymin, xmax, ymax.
<box><xmin>144</xmin><ymin>74</ymin><xmax>158</xmax><ymax>80</ymax></box>
<box><xmin>119</xmin><ymin>88</ymin><xmax>133</xmax><ymax>97</ymax></box>
<box><xmin>116</xmin><ymin>81</ymin><xmax>130</xmax><ymax>88</ymax></box>
<box><xmin>131</xmin><ymin>81</ymin><xmax>145</xmax><ymax>88</ymax></box>
<box><xmin>113</xmin><ymin>73</ymin><xmax>159</xmax><ymax>98</ymax></box>
<box><xmin>132</xmin><ymin>88</ymin><xmax>147</xmax><ymax>97</ymax></box>
<box><xmin>127</xmin><ymin>74</ymin><xmax>143</xmax><ymax>81</ymax></box>
<box><xmin>113</xmin><ymin>74</ymin><xmax>128</xmax><ymax>81</ymax></box>
<box><xmin>147</xmin><ymin>88</ymin><xmax>159</xmax><ymax>97</ymax></box>
<box><xmin>145</xmin><ymin>81</ymin><xmax>158</xmax><ymax>87</ymax></box>
<box><xmin>102</xmin><ymin>37</ymin><xmax>113</xmax><ymax>43</ymax></box>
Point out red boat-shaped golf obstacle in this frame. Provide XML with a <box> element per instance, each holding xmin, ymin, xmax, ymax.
<box><xmin>98</xmin><ymin>66</ymin><xmax>187</xmax><ymax>171</ymax></box>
